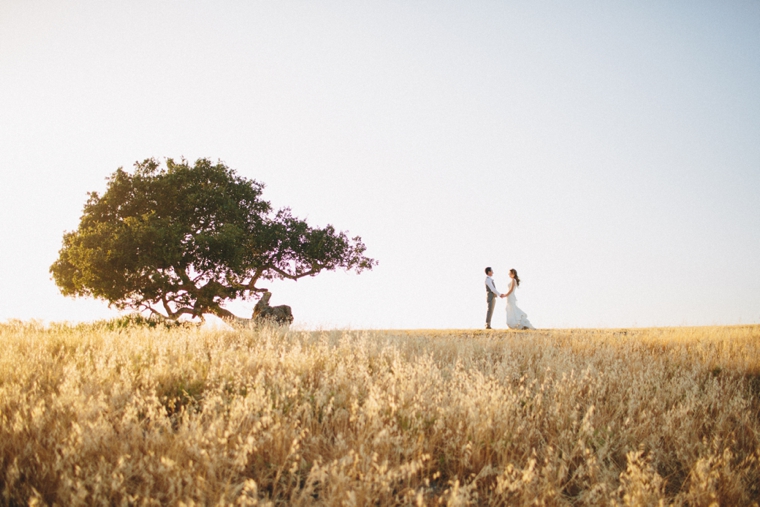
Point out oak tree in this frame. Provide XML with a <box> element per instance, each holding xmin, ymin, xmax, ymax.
<box><xmin>50</xmin><ymin>158</ymin><xmax>376</xmax><ymax>321</ymax></box>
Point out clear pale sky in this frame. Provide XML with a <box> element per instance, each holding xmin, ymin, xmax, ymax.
<box><xmin>1</xmin><ymin>1</ymin><xmax>759</xmax><ymax>329</ymax></box>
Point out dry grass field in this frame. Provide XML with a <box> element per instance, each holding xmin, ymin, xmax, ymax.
<box><xmin>1</xmin><ymin>321</ymin><xmax>758</xmax><ymax>506</ymax></box>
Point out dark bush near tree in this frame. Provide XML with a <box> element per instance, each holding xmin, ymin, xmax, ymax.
<box><xmin>50</xmin><ymin>158</ymin><xmax>376</xmax><ymax>321</ymax></box>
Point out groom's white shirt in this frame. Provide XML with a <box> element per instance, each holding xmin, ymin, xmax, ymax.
<box><xmin>485</xmin><ymin>276</ymin><xmax>501</xmax><ymax>297</ymax></box>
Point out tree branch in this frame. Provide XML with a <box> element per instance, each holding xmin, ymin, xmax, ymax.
<box><xmin>141</xmin><ymin>303</ymin><xmax>167</xmax><ymax>319</ymax></box>
<box><xmin>161</xmin><ymin>294</ymin><xmax>178</xmax><ymax>318</ymax></box>
<box><xmin>205</xmin><ymin>303</ymin><xmax>241</xmax><ymax>321</ymax></box>
<box><xmin>245</xmin><ymin>267</ymin><xmax>264</xmax><ymax>290</ymax></box>
<box><xmin>270</xmin><ymin>265</ymin><xmax>323</xmax><ymax>280</ymax></box>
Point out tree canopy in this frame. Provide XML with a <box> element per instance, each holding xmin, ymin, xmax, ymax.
<box><xmin>50</xmin><ymin>158</ymin><xmax>376</xmax><ymax>320</ymax></box>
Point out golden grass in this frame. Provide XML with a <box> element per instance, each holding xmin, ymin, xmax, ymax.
<box><xmin>1</xmin><ymin>322</ymin><xmax>758</xmax><ymax>505</ymax></box>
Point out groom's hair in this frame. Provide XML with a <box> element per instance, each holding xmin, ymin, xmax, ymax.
<box><xmin>485</xmin><ymin>267</ymin><xmax>492</xmax><ymax>275</ymax></box>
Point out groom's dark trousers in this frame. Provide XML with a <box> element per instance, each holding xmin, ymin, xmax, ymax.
<box><xmin>486</xmin><ymin>289</ymin><xmax>497</xmax><ymax>328</ymax></box>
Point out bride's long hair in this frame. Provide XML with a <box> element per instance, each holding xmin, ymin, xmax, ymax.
<box><xmin>510</xmin><ymin>269</ymin><xmax>520</xmax><ymax>286</ymax></box>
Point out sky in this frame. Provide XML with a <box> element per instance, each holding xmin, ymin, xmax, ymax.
<box><xmin>1</xmin><ymin>1</ymin><xmax>759</xmax><ymax>329</ymax></box>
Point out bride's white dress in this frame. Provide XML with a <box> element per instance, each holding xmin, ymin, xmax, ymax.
<box><xmin>506</xmin><ymin>282</ymin><xmax>535</xmax><ymax>330</ymax></box>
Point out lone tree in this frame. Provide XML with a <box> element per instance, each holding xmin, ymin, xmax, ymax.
<box><xmin>50</xmin><ymin>158</ymin><xmax>377</xmax><ymax>321</ymax></box>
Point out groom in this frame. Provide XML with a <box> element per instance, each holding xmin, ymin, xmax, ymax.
<box><xmin>485</xmin><ymin>267</ymin><xmax>506</xmax><ymax>329</ymax></box>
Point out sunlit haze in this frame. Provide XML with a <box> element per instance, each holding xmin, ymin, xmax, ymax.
<box><xmin>1</xmin><ymin>1</ymin><xmax>759</xmax><ymax>328</ymax></box>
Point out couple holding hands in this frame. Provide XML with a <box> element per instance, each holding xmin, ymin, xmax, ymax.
<box><xmin>485</xmin><ymin>267</ymin><xmax>535</xmax><ymax>330</ymax></box>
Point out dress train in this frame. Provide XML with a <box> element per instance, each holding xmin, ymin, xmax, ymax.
<box><xmin>506</xmin><ymin>290</ymin><xmax>534</xmax><ymax>330</ymax></box>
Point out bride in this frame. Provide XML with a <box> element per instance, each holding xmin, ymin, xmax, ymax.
<box><xmin>504</xmin><ymin>269</ymin><xmax>535</xmax><ymax>330</ymax></box>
